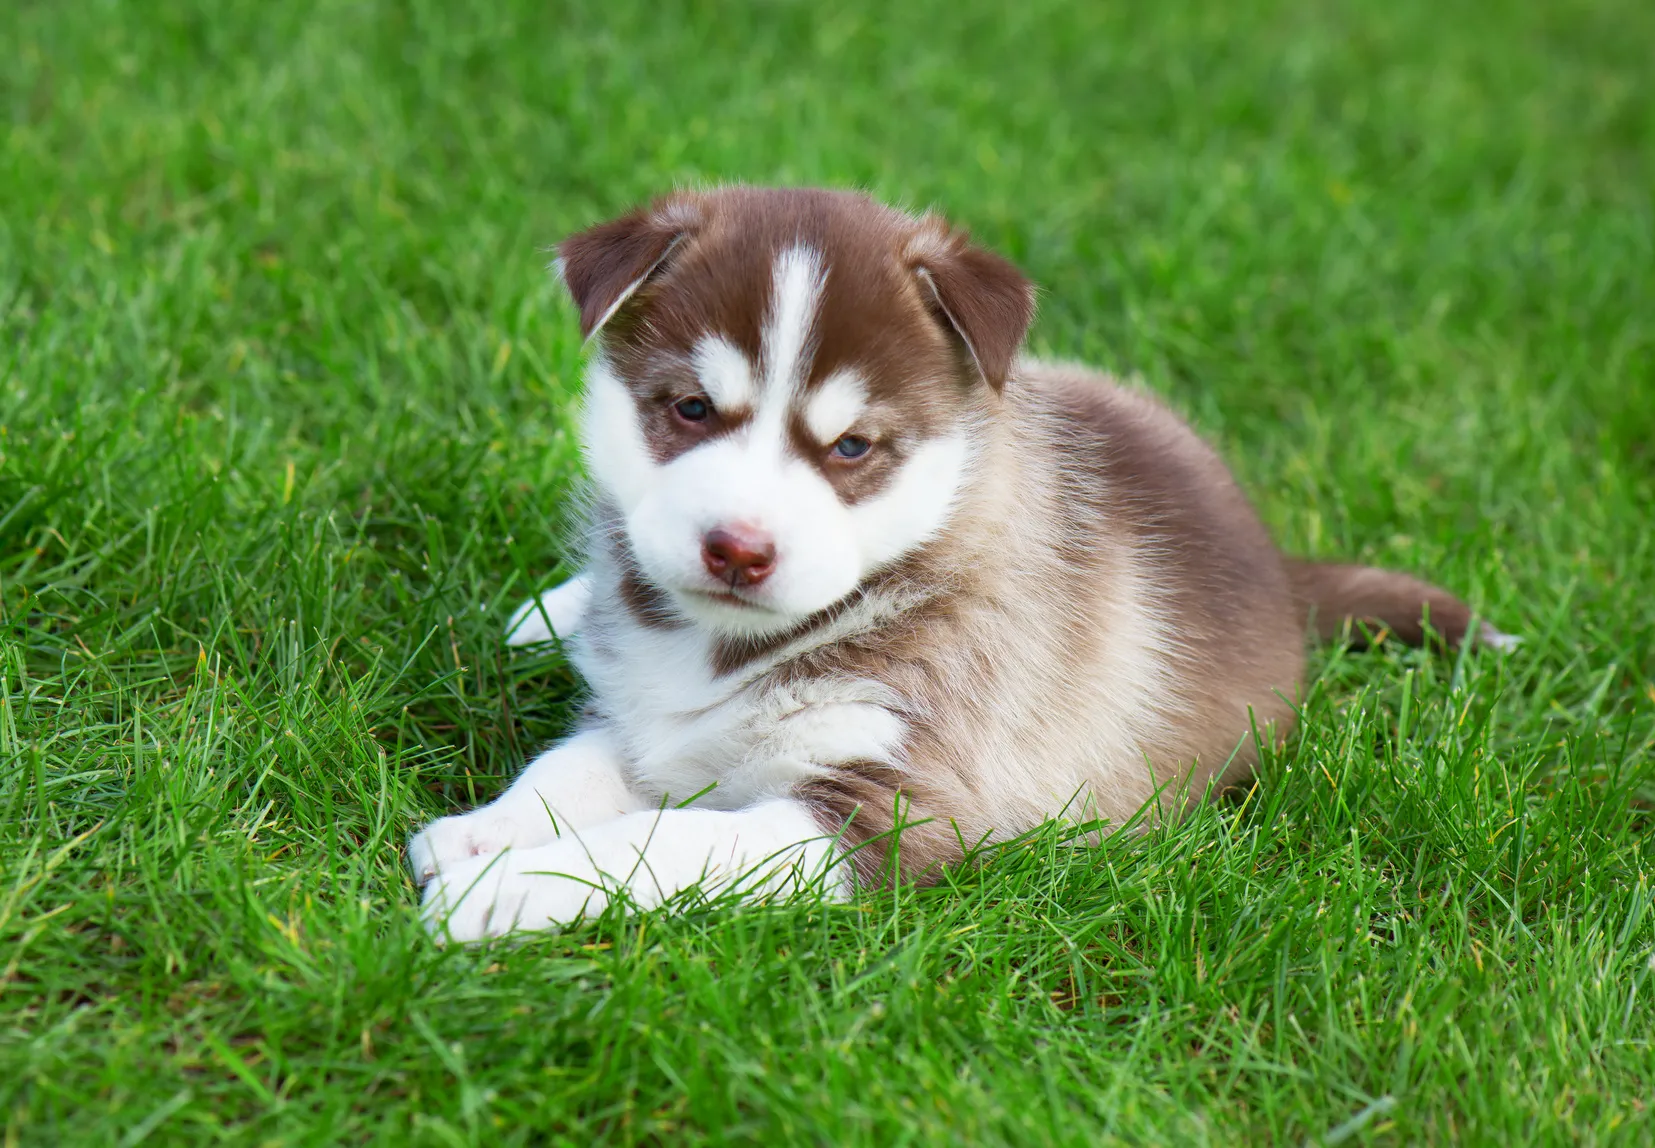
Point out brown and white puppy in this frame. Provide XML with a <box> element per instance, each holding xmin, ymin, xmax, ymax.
<box><xmin>410</xmin><ymin>187</ymin><xmax>1514</xmax><ymax>941</ymax></box>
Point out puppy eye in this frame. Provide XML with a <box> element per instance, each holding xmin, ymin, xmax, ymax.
<box><xmin>673</xmin><ymin>396</ymin><xmax>712</xmax><ymax>423</ymax></box>
<box><xmin>831</xmin><ymin>434</ymin><xmax>872</xmax><ymax>460</ymax></box>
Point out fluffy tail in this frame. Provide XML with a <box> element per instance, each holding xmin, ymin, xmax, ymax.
<box><xmin>1285</xmin><ymin>560</ymin><xmax>1518</xmax><ymax>651</ymax></box>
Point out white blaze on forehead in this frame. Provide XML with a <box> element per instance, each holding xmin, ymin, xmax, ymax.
<box><xmin>803</xmin><ymin>369</ymin><xmax>868</xmax><ymax>444</ymax></box>
<box><xmin>761</xmin><ymin>246</ymin><xmax>826</xmax><ymax>401</ymax></box>
<box><xmin>692</xmin><ymin>335</ymin><xmax>755</xmax><ymax>411</ymax></box>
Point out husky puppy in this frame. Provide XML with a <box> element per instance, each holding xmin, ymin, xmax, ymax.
<box><xmin>411</xmin><ymin>187</ymin><xmax>1512</xmax><ymax>941</ymax></box>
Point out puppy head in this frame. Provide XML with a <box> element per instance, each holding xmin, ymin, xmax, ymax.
<box><xmin>558</xmin><ymin>187</ymin><xmax>1034</xmax><ymax>638</ymax></box>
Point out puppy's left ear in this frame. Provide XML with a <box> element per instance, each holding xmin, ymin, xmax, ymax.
<box><xmin>556</xmin><ymin>198</ymin><xmax>701</xmax><ymax>340</ymax></box>
<box><xmin>907</xmin><ymin>220</ymin><xmax>1036</xmax><ymax>391</ymax></box>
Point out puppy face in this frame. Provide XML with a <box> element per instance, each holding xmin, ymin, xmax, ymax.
<box><xmin>559</xmin><ymin>188</ymin><xmax>1034</xmax><ymax>638</ymax></box>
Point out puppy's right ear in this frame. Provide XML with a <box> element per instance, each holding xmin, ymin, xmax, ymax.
<box><xmin>555</xmin><ymin>200</ymin><xmax>700</xmax><ymax>340</ymax></box>
<box><xmin>904</xmin><ymin>216</ymin><xmax>1035</xmax><ymax>392</ymax></box>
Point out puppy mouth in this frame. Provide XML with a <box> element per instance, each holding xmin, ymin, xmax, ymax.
<box><xmin>683</xmin><ymin>587</ymin><xmax>771</xmax><ymax>611</ymax></box>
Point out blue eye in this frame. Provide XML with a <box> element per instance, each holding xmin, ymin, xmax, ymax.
<box><xmin>832</xmin><ymin>435</ymin><xmax>872</xmax><ymax>459</ymax></box>
<box><xmin>673</xmin><ymin>396</ymin><xmax>711</xmax><ymax>422</ymax></box>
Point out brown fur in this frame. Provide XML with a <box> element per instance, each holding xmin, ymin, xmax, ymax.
<box><xmin>1287</xmin><ymin>561</ymin><xmax>1476</xmax><ymax>648</ymax></box>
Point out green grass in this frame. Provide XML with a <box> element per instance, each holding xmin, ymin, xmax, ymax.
<box><xmin>3</xmin><ymin>0</ymin><xmax>1653</xmax><ymax>1141</ymax></box>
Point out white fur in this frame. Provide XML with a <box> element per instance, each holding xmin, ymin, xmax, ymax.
<box><xmin>407</xmin><ymin>727</ymin><xmax>644</xmax><ymax>883</ymax></box>
<box><xmin>849</xmin><ymin>431</ymin><xmax>973</xmax><ymax>568</ymax></box>
<box><xmin>803</xmin><ymin>369</ymin><xmax>868</xmax><ymax>443</ymax></box>
<box><xmin>580</xmin><ymin>356</ymin><xmax>657</xmax><ymax>514</ymax></box>
<box><xmin>505</xmin><ymin>574</ymin><xmax>593</xmax><ymax>646</ymax></box>
<box><xmin>693</xmin><ymin>335</ymin><xmax>755</xmax><ymax>412</ymax></box>
<box><xmin>762</xmin><ymin>247</ymin><xmax>825</xmax><ymax>398</ymax></box>
<box><xmin>569</xmin><ymin>574</ymin><xmax>909</xmax><ymax>809</ymax></box>
<box><xmin>1479</xmin><ymin>622</ymin><xmax>1522</xmax><ymax>653</ymax></box>
<box><xmin>422</xmin><ymin>798</ymin><xmax>847</xmax><ymax>941</ymax></box>
<box><xmin>624</xmin><ymin>433</ymin><xmax>865</xmax><ymax>634</ymax></box>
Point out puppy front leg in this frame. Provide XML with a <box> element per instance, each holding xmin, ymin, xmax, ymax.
<box><xmin>407</xmin><ymin>726</ymin><xmax>643</xmax><ymax>885</ymax></box>
<box><xmin>421</xmin><ymin>798</ymin><xmax>845</xmax><ymax>942</ymax></box>
<box><xmin>504</xmin><ymin>572</ymin><xmax>592</xmax><ymax>646</ymax></box>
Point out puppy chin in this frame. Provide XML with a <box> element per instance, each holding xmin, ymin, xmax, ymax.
<box><xmin>659</xmin><ymin>565</ymin><xmax>863</xmax><ymax>640</ymax></box>
<box><xmin>671</xmin><ymin>588</ymin><xmax>800</xmax><ymax>639</ymax></box>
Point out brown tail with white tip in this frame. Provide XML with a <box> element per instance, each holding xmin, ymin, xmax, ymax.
<box><xmin>1286</xmin><ymin>561</ymin><xmax>1516</xmax><ymax>651</ymax></box>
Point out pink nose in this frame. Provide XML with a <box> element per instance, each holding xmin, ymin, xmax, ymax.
<box><xmin>701</xmin><ymin>526</ymin><xmax>777</xmax><ymax>587</ymax></box>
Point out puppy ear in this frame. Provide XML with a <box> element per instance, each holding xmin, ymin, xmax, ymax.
<box><xmin>556</xmin><ymin>200</ymin><xmax>700</xmax><ymax>340</ymax></box>
<box><xmin>907</xmin><ymin>220</ymin><xmax>1035</xmax><ymax>391</ymax></box>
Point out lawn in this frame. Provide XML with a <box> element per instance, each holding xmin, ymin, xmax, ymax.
<box><xmin>3</xmin><ymin>0</ymin><xmax>1653</xmax><ymax>1142</ymax></box>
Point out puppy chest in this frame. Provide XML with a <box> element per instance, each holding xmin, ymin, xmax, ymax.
<box><xmin>577</xmin><ymin>631</ymin><xmax>908</xmax><ymax>809</ymax></box>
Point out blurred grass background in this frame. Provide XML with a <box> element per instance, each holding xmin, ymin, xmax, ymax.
<box><xmin>2</xmin><ymin>0</ymin><xmax>1652</xmax><ymax>1142</ymax></box>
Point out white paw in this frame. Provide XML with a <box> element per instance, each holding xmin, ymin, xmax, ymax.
<box><xmin>1478</xmin><ymin>622</ymin><xmax>1522</xmax><ymax>653</ymax></box>
<box><xmin>505</xmin><ymin>574</ymin><xmax>593</xmax><ymax>646</ymax></box>
<box><xmin>420</xmin><ymin>848</ymin><xmax>607</xmax><ymax>943</ymax></box>
<box><xmin>407</xmin><ymin>812</ymin><xmax>537</xmax><ymax>886</ymax></box>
